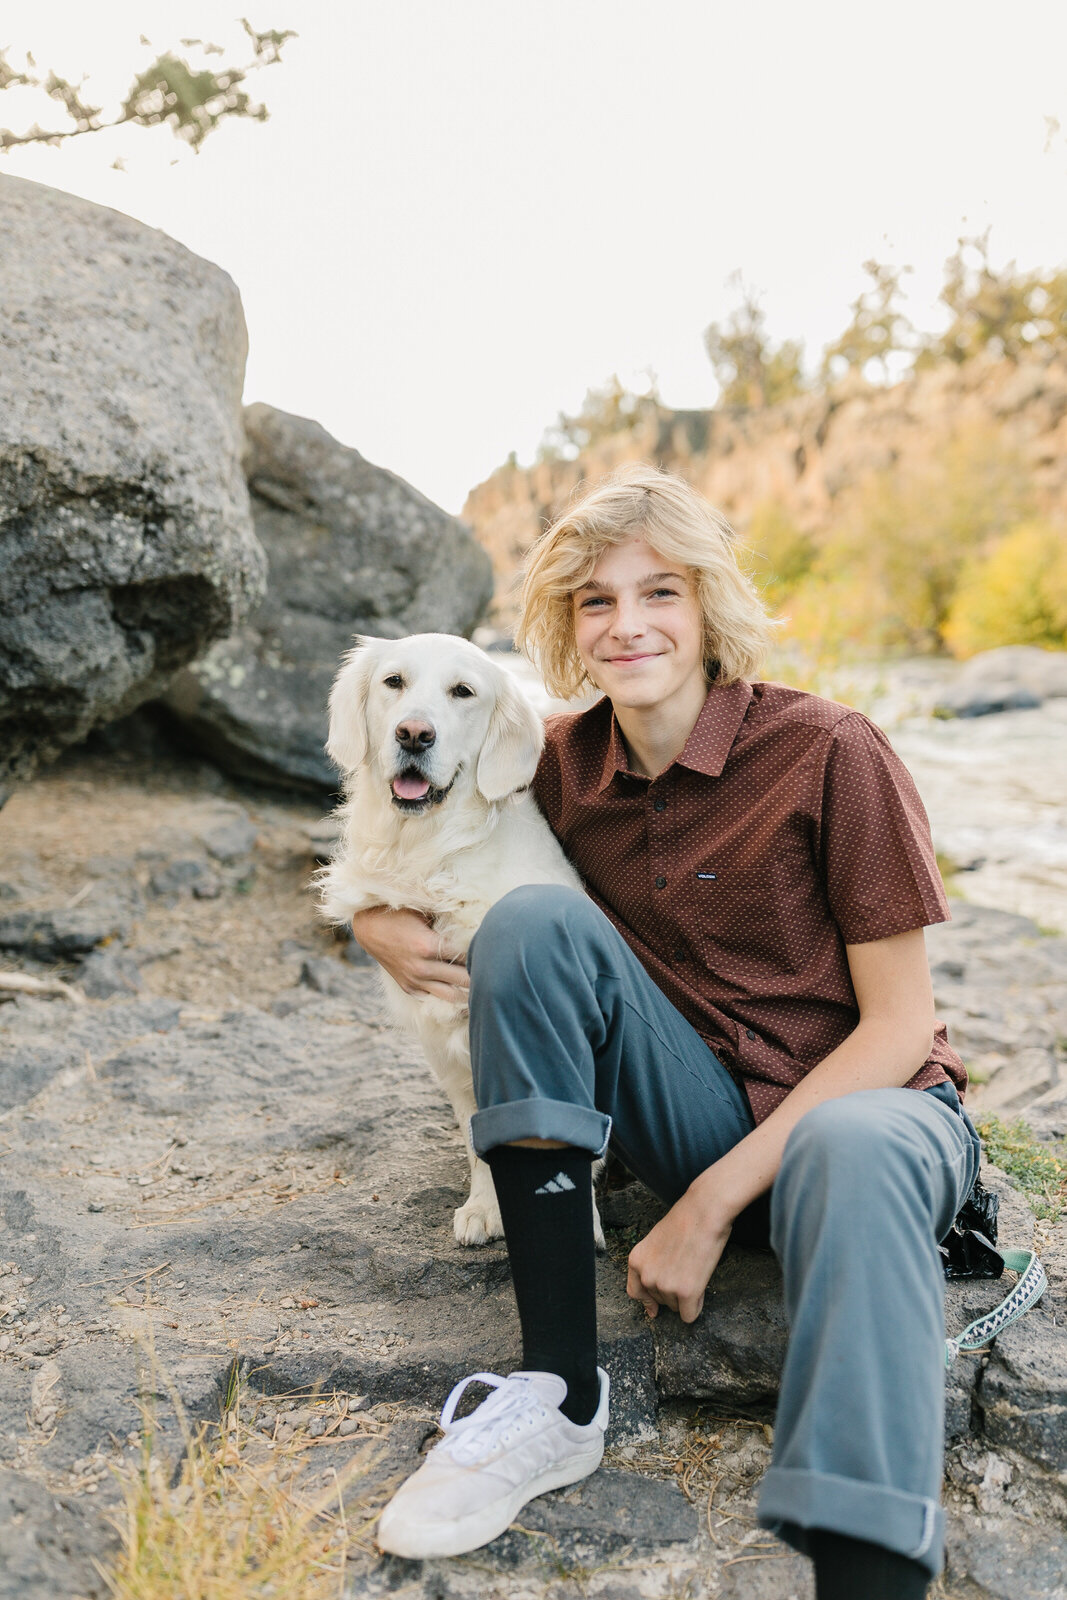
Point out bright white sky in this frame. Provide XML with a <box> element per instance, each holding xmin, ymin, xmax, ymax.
<box><xmin>4</xmin><ymin>1</ymin><xmax>1067</xmax><ymax>513</ymax></box>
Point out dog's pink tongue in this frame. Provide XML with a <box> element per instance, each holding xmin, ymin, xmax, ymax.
<box><xmin>392</xmin><ymin>773</ymin><xmax>431</xmax><ymax>800</ymax></box>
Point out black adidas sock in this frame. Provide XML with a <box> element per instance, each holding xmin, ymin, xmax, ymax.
<box><xmin>485</xmin><ymin>1144</ymin><xmax>599</xmax><ymax>1426</ymax></box>
<box><xmin>809</xmin><ymin>1530</ymin><xmax>929</xmax><ymax>1600</ymax></box>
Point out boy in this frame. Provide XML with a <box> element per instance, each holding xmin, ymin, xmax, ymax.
<box><xmin>354</xmin><ymin>466</ymin><xmax>978</xmax><ymax>1599</ymax></box>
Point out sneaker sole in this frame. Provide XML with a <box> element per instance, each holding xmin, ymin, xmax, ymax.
<box><xmin>376</xmin><ymin>1437</ymin><xmax>605</xmax><ymax>1559</ymax></box>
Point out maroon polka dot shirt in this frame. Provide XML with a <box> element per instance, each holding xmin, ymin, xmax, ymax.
<box><xmin>533</xmin><ymin>679</ymin><xmax>967</xmax><ymax>1125</ymax></box>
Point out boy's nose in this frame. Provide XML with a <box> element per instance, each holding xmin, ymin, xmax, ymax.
<box><xmin>611</xmin><ymin>601</ymin><xmax>645</xmax><ymax>638</ymax></box>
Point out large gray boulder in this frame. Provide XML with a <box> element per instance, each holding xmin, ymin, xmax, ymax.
<box><xmin>164</xmin><ymin>404</ymin><xmax>495</xmax><ymax>789</ymax></box>
<box><xmin>0</xmin><ymin>177</ymin><xmax>265</xmax><ymax>796</ymax></box>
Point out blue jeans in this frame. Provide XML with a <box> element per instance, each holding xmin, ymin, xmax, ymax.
<box><xmin>467</xmin><ymin>886</ymin><xmax>980</xmax><ymax>1576</ymax></box>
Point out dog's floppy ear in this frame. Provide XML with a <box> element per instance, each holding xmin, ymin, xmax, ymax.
<box><xmin>476</xmin><ymin>670</ymin><xmax>545</xmax><ymax>801</ymax></box>
<box><xmin>326</xmin><ymin>637</ymin><xmax>383</xmax><ymax>774</ymax></box>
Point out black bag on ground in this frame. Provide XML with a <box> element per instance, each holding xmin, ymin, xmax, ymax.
<box><xmin>940</xmin><ymin>1175</ymin><xmax>1003</xmax><ymax>1279</ymax></box>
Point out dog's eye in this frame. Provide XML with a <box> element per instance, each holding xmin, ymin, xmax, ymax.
<box><xmin>449</xmin><ymin>683</ymin><xmax>476</xmax><ymax>699</ymax></box>
<box><xmin>383</xmin><ymin>674</ymin><xmax>404</xmax><ymax>690</ymax></box>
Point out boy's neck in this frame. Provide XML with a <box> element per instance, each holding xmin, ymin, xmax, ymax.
<box><xmin>611</xmin><ymin>676</ymin><xmax>710</xmax><ymax>779</ymax></box>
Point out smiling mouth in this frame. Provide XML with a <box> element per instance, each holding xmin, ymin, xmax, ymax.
<box><xmin>390</xmin><ymin>767</ymin><xmax>456</xmax><ymax>813</ymax></box>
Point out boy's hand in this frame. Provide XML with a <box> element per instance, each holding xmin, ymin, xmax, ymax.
<box><xmin>350</xmin><ymin>906</ymin><xmax>470</xmax><ymax>1003</ymax></box>
<box><xmin>626</xmin><ymin>1188</ymin><xmax>733</xmax><ymax>1324</ymax></box>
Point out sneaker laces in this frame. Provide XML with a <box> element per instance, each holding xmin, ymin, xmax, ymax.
<box><xmin>436</xmin><ymin>1372</ymin><xmax>551</xmax><ymax>1466</ymax></box>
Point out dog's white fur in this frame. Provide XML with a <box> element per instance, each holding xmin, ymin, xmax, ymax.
<box><xmin>319</xmin><ymin>633</ymin><xmax>602</xmax><ymax>1246</ymax></box>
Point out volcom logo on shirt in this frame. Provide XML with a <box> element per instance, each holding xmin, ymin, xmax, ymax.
<box><xmin>535</xmin><ymin>1171</ymin><xmax>576</xmax><ymax>1195</ymax></box>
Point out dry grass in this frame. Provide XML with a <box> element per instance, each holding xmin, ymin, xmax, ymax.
<box><xmin>100</xmin><ymin>1359</ymin><xmax>399</xmax><ymax>1600</ymax></box>
<box><xmin>606</xmin><ymin>1408</ymin><xmax>778</xmax><ymax>1556</ymax></box>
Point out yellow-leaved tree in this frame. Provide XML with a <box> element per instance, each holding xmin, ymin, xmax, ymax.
<box><xmin>780</xmin><ymin>430</ymin><xmax>1034</xmax><ymax>656</ymax></box>
<box><xmin>943</xmin><ymin>521</ymin><xmax>1067</xmax><ymax>657</ymax></box>
<box><xmin>739</xmin><ymin>503</ymin><xmax>818</xmax><ymax>609</ymax></box>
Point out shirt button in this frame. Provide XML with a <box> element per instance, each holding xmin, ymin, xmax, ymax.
<box><xmin>654</xmin><ymin>876</ymin><xmax>667</xmax><ymax>889</ymax></box>
<box><xmin>653</xmin><ymin>798</ymin><xmax>667</xmax><ymax>812</ymax></box>
<box><xmin>673</xmin><ymin>946</ymin><xmax>686</xmax><ymax>961</ymax></box>
<box><xmin>745</xmin><ymin>1029</ymin><xmax>756</xmax><ymax>1040</ymax></box>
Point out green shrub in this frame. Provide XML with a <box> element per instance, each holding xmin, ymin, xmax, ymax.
<box><xmin>974</xmin><ymin>1113</ymin><xmax>1067</xmax><ymax>1220</ymax></box>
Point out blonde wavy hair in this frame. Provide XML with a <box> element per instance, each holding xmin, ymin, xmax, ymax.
<box><xmin>516</xmin><ymin>464</ymin><xmax>774</xmax><ymax>699</ymax></box>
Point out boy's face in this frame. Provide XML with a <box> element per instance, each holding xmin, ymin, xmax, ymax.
<box><xmin>571</xmin><ymin>537</ymin><xmax>707</xmax><ymax>714</ymax></box>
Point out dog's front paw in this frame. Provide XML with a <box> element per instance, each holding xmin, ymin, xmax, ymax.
<box><xmin>453</xmin><ymin>1195</ymin><xmax>504</xmax><ymax>1246</ymax></box>
<box><xmin>593</xmin><ymin>1198</ymin><xmax>606</xmax><ymax>1254</ymax></box>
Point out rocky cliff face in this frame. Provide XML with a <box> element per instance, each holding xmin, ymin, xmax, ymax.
<box><xmin>463</xmin><ymin>355</ymin><xmax>1067</xmax><ymax>619</ymax></box>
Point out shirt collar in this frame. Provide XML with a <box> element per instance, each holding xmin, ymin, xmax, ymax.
<box><xmin>596</xmin><ymin>679</ymin><xmax>754</xmax><ymax>792</ymax></box>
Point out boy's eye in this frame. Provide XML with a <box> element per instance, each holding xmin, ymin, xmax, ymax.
<box><xmin>578</xmin><ymin>595</ymin><xmax>609</xmax><ymax>608</ymax></box>
<box><xmin>383</xmin><ymin>674</ymin><xmax>404</xmax><ymax>689</ymax></box>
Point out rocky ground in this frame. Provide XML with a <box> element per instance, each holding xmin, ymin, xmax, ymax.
<box><xmin>0</xmin><ymin>725</ymin><xmax>1065</xmax><ymax>1599</ymax></box>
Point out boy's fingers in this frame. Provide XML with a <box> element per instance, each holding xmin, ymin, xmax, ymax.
<box><xmin>419</xmin><ymin>959</ymin><xmax>469</xmax><ymax>988</ymax></box>
<box><xmin>626</xmin><ymin>1265</ymin><xmax>660</xmax><ymax>1319</ymax></box>
<box><xmin>433</xmin><ymin>953</ymin><xmax>470</xmax><ymax>979</ymax></box>
<box><xmin>420</xmin><ymin>979</ymin><xmax>470</xmax><ymax>1003</ymax></box>
<box><xmin>678</xmin><ymin>1292</ymin><xmax>705</xmax><ymax>1325</ymax></box>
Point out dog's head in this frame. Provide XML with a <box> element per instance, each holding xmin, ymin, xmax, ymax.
<box><xmin>327</xmin><ymin>633</ymin><xmax>544</xmax><ymax>813</ymax></box>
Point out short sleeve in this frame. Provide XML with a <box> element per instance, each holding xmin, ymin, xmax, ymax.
<box><xmin>817</xmin><ymin>713</ymin><xmax>950</xmax><ymax>944</ymax></box>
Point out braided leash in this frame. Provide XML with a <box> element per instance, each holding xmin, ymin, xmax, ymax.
<box><xmin>944</xmin><ymin>1248</ymin><xmax>1047</xmax><ymax>1367</ymax></box>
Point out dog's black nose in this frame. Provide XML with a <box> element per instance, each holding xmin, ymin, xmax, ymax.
<box><xmin>395</xmin><ymin>720</ymin><xmax>436</xmax><ymax>752</ymax></box>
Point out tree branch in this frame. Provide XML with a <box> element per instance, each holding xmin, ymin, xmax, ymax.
<box><xmin>0</xmin><ymin>28</ymin><xmax>295</xmax><ymax>156</ymax></box>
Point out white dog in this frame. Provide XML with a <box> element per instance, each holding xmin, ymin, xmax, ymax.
<box><xmin>319</xmin><ymin>633</ymin><xmax>603</xmax><ymax>1247</ymax></box>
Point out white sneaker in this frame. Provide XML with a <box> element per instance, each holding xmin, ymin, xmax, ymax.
<box><xmin>376</xmin><ymin>1367</ymin><xmax>610</xmax><ymax>1559</ymax></box>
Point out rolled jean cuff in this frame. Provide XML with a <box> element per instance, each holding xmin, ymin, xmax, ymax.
<box><xmin>470</xmin><ymin>1098</ymin><xmax>612</xmax><ymax>1159</ymax></box>
<box><xmin>757</xmin><ymin>1467</ymin><xmax>944</xmax><ymax>1577</ymax></box>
